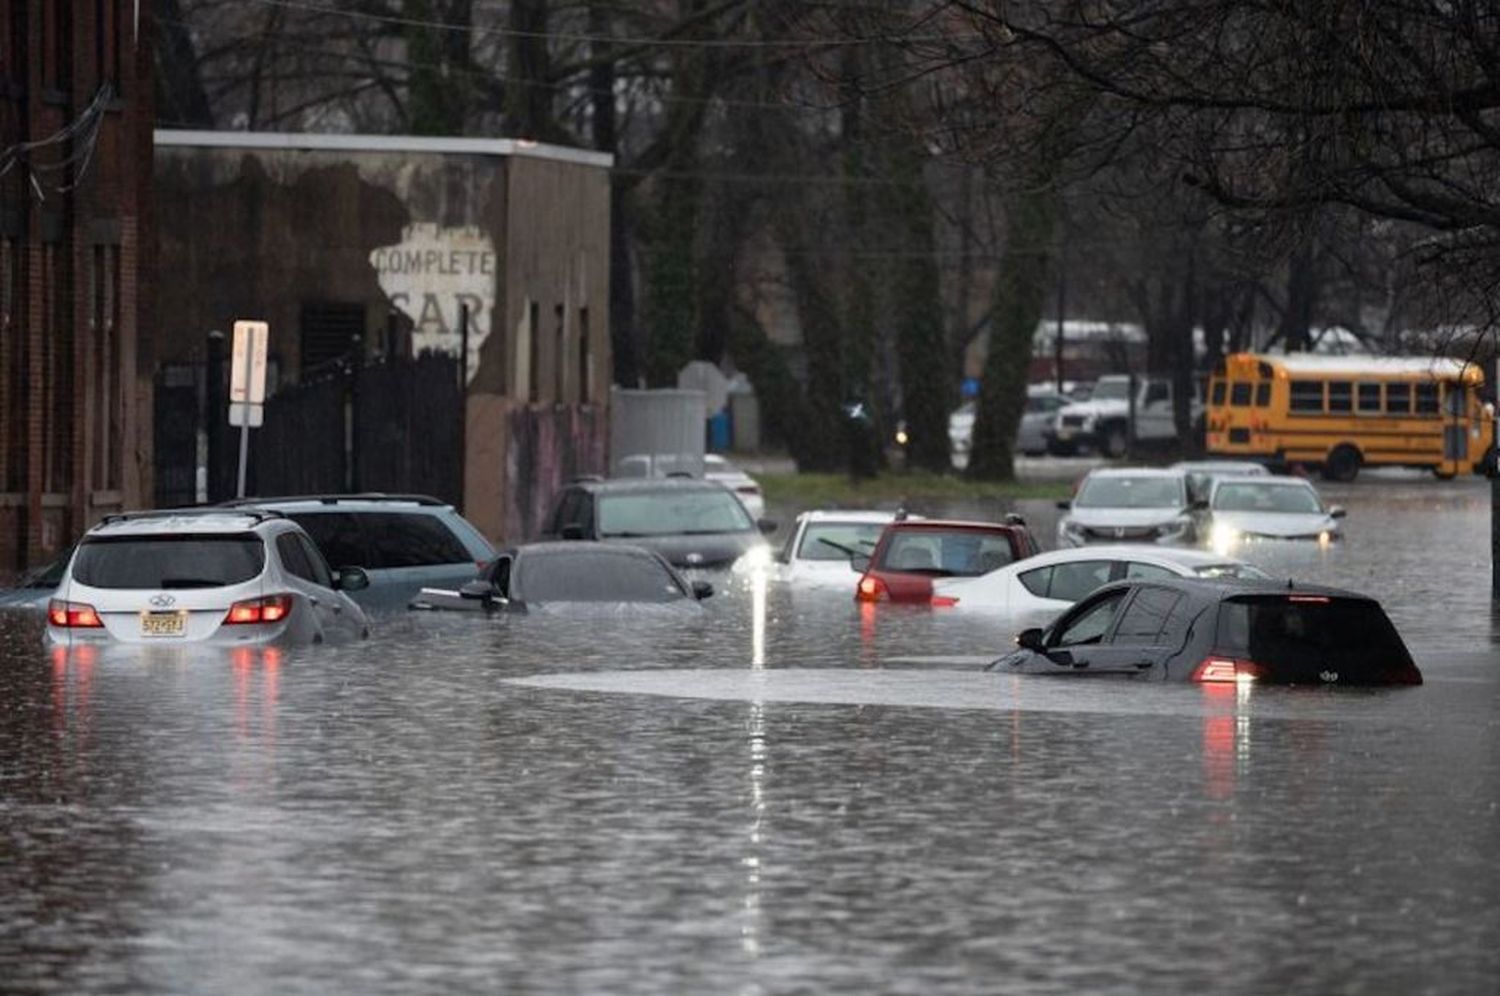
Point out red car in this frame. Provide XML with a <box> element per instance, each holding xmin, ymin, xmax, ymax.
<box><xmin>854</xmin><ymin>517</ymin><xmax>1040</xmax><ymax>604</ymax></box>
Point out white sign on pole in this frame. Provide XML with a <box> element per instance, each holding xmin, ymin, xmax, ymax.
<box><xmin>230</xmin><ymin>320</ymin><xmax>270</xmax><ymax>405</ymax></box>
<box><xmin>228</xmin><ymin>403</ymin><xmax>265</xmax><ymax>428</ymax></box>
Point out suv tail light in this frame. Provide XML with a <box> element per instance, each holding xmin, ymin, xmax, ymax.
<box><xmin>1191</xmin><ymin>656</ymin><xmax>1265</xmax><ymax>683</ymax></box>
<box><xmin>48</xmin><ymin>599</ymin><xmax>103</xmax><ymax>628</ymax></box>
<box><xmin>856</xmin><ymin>575</ymin><xmax>888</xmax><ymax>603</ymax></box>
<box><xmin>224</xmin><ymin>594</ymin><xmax>294</xmax><ymax>625</ymax></box>
<box><xmin>930</xmin><ymin>594</ymin><xmax>960</xmax><ymax>608</ymax></box>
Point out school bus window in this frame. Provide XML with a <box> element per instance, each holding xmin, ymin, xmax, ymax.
<box><xmin>1356</xmin><ymin>382</ymin><xmax>1381</xmax><ymax>413</ymax></box>
<box><xmin>1386</xmin><ymin>382</ymin><xmax>1411</xmax><ymax>413</ymax></box>
<box><xmin>1327</xmin><ymin>381</ymin><xmax>1353</xmax><ymax>413</ymax></box>
<box><xmin>1211</xmin><ymin>381</ymin><xmax>1226</xmax><ymax>405</ymax></box>
<box><xmin>1230</xmin><ymin>382</ymin><xmax>1251</xmax><ymax>407</ymax></box>
<box><xmin>1255</xmin><ymin>382</ymin><xmax>1271</xmax><ymax>407</ymax></box>
<box><xmin>1444</xmin><ymin>385</ymin><xmax>1465</xmax><ymax>415</ymax></box>
<box><xmin>1415</xmin><ymin>382</ymin><xmax>1439</xmax><ymax>414</ymax></box>
<box><xmin>1290</xmin><ymin>380</ymin><xmax>1324</xmax><ymax>412</ymax></box>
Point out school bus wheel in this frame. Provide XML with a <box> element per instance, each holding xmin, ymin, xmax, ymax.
<box><xmin>1322</xmin><ymin>444</ymin><xmax>1362</xmax><ymax>483</ymax></box>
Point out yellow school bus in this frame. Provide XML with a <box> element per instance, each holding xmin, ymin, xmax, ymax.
<box><xmin>1205</xmin><ymin>352</ymin><xmax>1494</xmax><ymax>481</ymax></box>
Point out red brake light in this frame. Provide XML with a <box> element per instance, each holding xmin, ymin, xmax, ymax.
<box><xmin>930</xmin><ymin>594</ymin><xmax>960</xmax><ymax>608</ymax></box>
<box><xmin>1287</xmin><ymin>595</ymin><xmax>1330</xmax><ymax>603</ymax></box>
<box><xmin>225</xmin><ymin>594</ymin><xmax>294</xmax><ymax>625</ymax></box>
<box><xmin>1191</xmin><ymin>656</ymin><xmax>1265</xmax><ymax>683</ymax></box>
<box><xmin>856</xmin><ymin>576</ymin><xmax>887</xmax><ymax>602</ymax></box>
<box><xmin>48</xmin><ymin>599</ymin><xmax>103</xmax><ymax>628</ymax></box>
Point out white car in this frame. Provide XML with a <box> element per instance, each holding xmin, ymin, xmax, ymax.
<box><xmin>776</xmin><ymin>510</ymin><xmax>916</xmax><ymax>586</ymax></box>
<box><xmin>1056</xmin><ymin>467</ymin><xmax>1197</xmax><ymax>547</ymax></box>
<box><xmin>47</xmin><ymin>509</ymin><xmax>371</xmax><ymax>647</ymax></box>
<box><xmin>949</xmin><ymin>388</ymin><xmax>1070</xmax><ymax>469</ymax></box>
<box><xmin>931</xmin><ymin>545</ymin><xmax>1267</xmax><ymax>626</ymax></box>
<box><xmin>614</xmin><ymin>452</ymin><xmax>765</xmax><ymax>519</ymax></box>
<box><xmin>1204</xmin><ymin>475</ymin><xmax>1346</xmax><ymax>552</ymax></box>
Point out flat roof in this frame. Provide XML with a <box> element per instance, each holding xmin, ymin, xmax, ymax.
<box><xmin>154</xmin><ymin>129</ymin><xmax>614</xmax><ymax>169</ymax></box>
<box><xmin>1258</xmin><ymin>353</ymin><xmax>1479</xmax><ymax>377</ymax></box>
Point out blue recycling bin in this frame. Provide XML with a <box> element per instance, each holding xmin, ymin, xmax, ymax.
<box><xmin>707</xmin><ymin>411</ymin><xmax>732</xmax><ymax>452</ymax></box>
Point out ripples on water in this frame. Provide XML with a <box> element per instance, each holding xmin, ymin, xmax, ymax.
<box><xmin>1</xmin><ymin>475</ymin><xmax>1497</xmax><ymax>994</ymax></box>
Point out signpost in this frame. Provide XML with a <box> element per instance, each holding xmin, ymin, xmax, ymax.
<box><xmin>229</xmin><ymin>320</ymin><xmax>269</xmax><ymax>498</ymax></box>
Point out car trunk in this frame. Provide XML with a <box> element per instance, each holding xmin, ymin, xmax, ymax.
<box><xmin>1213</xmin><ymin>594</ymin><xmax>1421</xmax><ymax>685</ymax></box>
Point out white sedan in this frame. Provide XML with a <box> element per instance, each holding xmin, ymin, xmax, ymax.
<box><xmin>1204</xmin><ymin>476</ymin><xmax>1346</xmax><ymax>553</ymax></box>
<box><xmin>776</xmin><ymin>510</ymin><xmax>915</xmax><ymax>587</ymax></box>
<box><xmin>930</xmin><ymin>545</ymin><xmax>1267</xmax><ymax>627</ymax></box>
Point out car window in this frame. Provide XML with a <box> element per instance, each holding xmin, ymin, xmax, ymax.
<box><xmin>1047</xmin><ymin>560</ymin><xmax>1115</xmax><ymax>601</ymax></box>
<box><xmin>1051</xmin><ymin>590</ymin><xmax>1128</xmax><ymax>647</ymax></box>
<box><xmin>488</xmin><ymin>556</ymin><xmax>513</xmax><ymax>597</ymax></box>
<box><xmin>276</xmin><ymin>533</ymin><xmax>316</xmax><ymax>583</ymax></box>
<box><xmin>1124</xmin><ymin>562</ymin><xmax>1178</xmax><ymax>581</ymax></box>
<box><xmin>1112</xmin><ymin>587</ymin><xmax>1185</xmax><ymax>646</ymax></box>
<box><xmin>1213</xmin><ymin>483</ymin><xmax>1322</xmax><ymax>514</ymax></box>
<box><xmin>878</xmin><ymin>530</ymin><xmax>1014</xmax><ymax>577</ymax></box>
<box><xmin>359</xmin><ymin>513</ymin><xmax>473</xmax><ymax>567</ymax></box>
<box><xmin>1216</xmin><ymin>595</ymin><xmax>1415</xmax><ymax>674</ymax></box>
<box><xmin>1018</xmin><ymin>566</ymin><xmax>1052</xmax><ymax>597</ymax></box>
<box><xmin>296</xmin><ymin>534</ymin><xmax>334</xmax><ymax>588</ymax></box>
<box><xmin>288</xmin><ymin>512</ymin><xmax>369</xmax><ymax>569</ymax></box>
<box><xmin>515</xmin><ymin>550</ymin><xmax>688</xmax><ymax>602</ymax></box>
<box><xmin>598</xmin><ymin>490</ymin><xmax>752</xmax><ymax>537</ymax></box>
<box><xmin>71</xmin><ymin>535</ymin><xmax>265</xmax><ymax>589</ymax></box>
<box><xmin>796</xmin><ymin>522</ymin><xmax>886</xmax><ymax>562</ymax></box>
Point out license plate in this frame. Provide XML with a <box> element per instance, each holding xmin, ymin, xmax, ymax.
<box><xmin>1056</xmin><ymin>428</ymin><xmax>1073</xmax><ymax>440</ymax></box>
<box><xmin>141</xmin><ymin>611</ymin><xmax>187</xmax><ymax>637</ymax></box>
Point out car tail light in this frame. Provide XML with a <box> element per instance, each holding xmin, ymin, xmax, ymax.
<box><xmin>930</xmin><ymin>594</ymin><xmax>960</xmax><ymax>608</ymax></box>
<box><xmin>1191</xmin><ymin>656</ymin><xmax>1265</xmax><ymax>683</ymax></box>
<box><xmin>224</xmin><ymin>594</ymin><xmax>294</xmax><ymax>625</ymax></box>
<box><xmin>856</xmin><ymin>576</ymin><xmax>887</xmax><ymax>603</ymax></box>
<box><xmin>48</xmin><ymin>599</ymin><xmax>103</xmax><ymax>628</ymax></box>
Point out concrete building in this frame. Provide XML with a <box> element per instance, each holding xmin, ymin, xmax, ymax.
<box><xmin>152</xmin><ymin>132</ymin><xmax>613</xmax><ymax>542</ymax></box>
<box><xmin>0</xmin><ymin>2</ymin><xmax>154</xmax><ymax>578</ymax></box>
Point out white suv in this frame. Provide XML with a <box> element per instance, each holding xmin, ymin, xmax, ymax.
<box><xmin>47</xmin><ymin>509</ymin><xmax>371</xmax><ymax>647</ymax></box>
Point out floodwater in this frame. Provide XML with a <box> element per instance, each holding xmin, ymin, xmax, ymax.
<box><xmin>2</xmin><ymin>473</ymin><xmax>1498</xmax><ymax>994</ymax></box>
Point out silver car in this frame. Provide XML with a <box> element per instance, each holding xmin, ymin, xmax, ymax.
<box><xmin>949</xmin><ymin>390</ymin><xmax>1070</xmax><ymax>469</ymax></box>
<box><xmin>1203</xmin><ymin>476</ymin><xmax>1346</xmax><ymax>552</ymax></box>
<box><xmin>1056</xmin><ymin>468</ymin><xmax>1197</xmax><ymax>547</ymax></box>
<box><xmin>47</xmin><ymin>509</ymin><xmax>371</xmax><ymax>647</ymax></box>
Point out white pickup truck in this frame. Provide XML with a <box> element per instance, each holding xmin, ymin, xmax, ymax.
<box><xmin>1046</xmin><ymin>374</ymin><xmax>1202</xmax><ymax>457</ymax></box>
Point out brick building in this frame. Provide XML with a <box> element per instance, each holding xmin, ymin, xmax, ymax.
<box><xmin>0</xmin><ymin>2</ymin><xmax>153</xmax><ymax>578</ymax></box>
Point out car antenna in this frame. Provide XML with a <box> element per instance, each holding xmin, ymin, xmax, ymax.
<box><xmin>1287</xmin><ymin>578</ymin><xmax>1295</xmax><ymax>590</ymax></box>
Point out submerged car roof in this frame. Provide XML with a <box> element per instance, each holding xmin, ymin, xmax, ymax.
<box><xmin>1083</xmin><ymin>467</ymin><xmax>1186</xmax><ymax>480</ymax></box>
<box><xmin>1023</xmin><ymin>545</ymin><xmax>1250</xmax><ymax>568</ymax></box>
<box><xmin>1091</xmin><ymin>575</ymin><xmax>1374</xmax><ymax>603</ymax></box>
<box><xmin>798</xmin><ymin>509</ymin><xmax>914</xmax><ymax>524</ymax></box>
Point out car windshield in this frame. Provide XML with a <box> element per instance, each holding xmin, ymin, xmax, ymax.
<box><xmin>1075</xmin><ymin>476</ymin><xmax>1184</xmax><ymax>509</ymax></box>
<box><xmin>598</xmin><ymin>490</ymin><xmax>753</xmax><ymax>537</ymax></box>
<box><xmin>1090</xmin><ymin>379</ymin><xmax>1131</xmax><ymax>402</ymax></box>
<box><xmin>797</xmin><ymin>522</ymin><xmax>887</xmax><ymax>562</ymax></box>
<box><xmin>71</xmin><ymin>534</ymin><xmax>265</xmax><ymax>589</ymax></box>
<box><xmin>515</xmin><ymin>550</ymin><xmax>686</xmax><ymax>602</ymax></box>
<box><xmin>1213</xmin><ymin>483</ymin><xmax>1322</xmax><ymax>514</ymax></box>
<box><xmin>876</xmin><ymin>529</ymin><xmax>1014</xmax><ymax>577</ymax></box>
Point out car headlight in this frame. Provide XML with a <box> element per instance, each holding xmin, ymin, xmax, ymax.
<box><xmin>1210</xmin><ymin>521</ymin><xmax>1239</xmax><ymax>553</ymax></box>
<box><xmin>1061</xmin><ymin>520</ymin><xmax>1086</xmax><ymax>541</ymax></box>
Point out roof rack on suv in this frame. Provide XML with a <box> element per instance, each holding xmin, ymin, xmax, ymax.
<box><xmin>219</xmin><ymin>493</ymin><xmax>448</xmax><ymax>507</ymax></box>
<box><xmin>98</xmin><ymin>507</ymin><xmax>286</xmax><ymax>526</ymax></box>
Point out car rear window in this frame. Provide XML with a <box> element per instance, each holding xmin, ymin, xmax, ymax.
<box><xmin>515</xmin><ymin>551</ymin><xmax>686</xmax><ymax>602</ymax></box>
<box><xmin>289</xmin><ymin>511</ymin><xmax>471</xmax><ymax>569</ymax></box>
<box><xmin>1215</xmin><ymin>595</ymin><xmax>1415</xmax><ymax>679</ymax></box>
<box><xmin>72</xmin><ymin>535</ymin><xmax>265</xmax><ymax>589</ymax></box>
<box><xmin>877</xmin><ymin>529</ymin><xmax>1015</xmax><ymax>577</ymax></box>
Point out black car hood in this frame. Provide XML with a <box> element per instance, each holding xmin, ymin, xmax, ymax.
<box><xmin>603</xmin><ymin>531</ymin><xmax>763</xmax><ymax>568</ymax></box>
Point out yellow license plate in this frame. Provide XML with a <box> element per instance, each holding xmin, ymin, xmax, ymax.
<box><xmin>141</xmin><ymin>611</ymin><xmax>187</xmax><ymax>637</ymax></box>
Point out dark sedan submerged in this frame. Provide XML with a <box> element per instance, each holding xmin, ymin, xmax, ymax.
<box><xmin>409</xmin><ymin>541</ymin><xmax>712</xmax><ymax>613</ymax></box>
<box><xmin>990</xmin><ymin>577</ymin><xmax>1421</xmax><ymax>685</ymax></box>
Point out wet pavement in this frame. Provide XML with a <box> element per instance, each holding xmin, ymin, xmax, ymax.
<box><xmin>2</xmin><ymin>472</ymin><xmax>1498</xmax><ymax>994</ymax></box>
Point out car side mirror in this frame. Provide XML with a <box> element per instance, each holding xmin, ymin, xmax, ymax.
<box><xmin>1055</xmin><ymin>500</ymin><xmax>1071</xmax><ymax>511</ymax></box>
<box><xmin>691</xmin><ymin>580</ymin><xmax>714</xmax><ymax>600</ymax></box>
<box><xmin>1329</xmin><ymin>506</ymin><xmax>1347</xmax><ymax>519</ymax></box>
<box><xmin>1016</xmin><ymin>627</ymin><xmax>1046</xmax><ymax>652</ymax></box>
<box><xmin>459</xmin><ymin>579</ymin><xmax>496</xmax><ymax>601</ymax></box>
<box><xmin>757</xmin><ymin>518</ymin><xmax>778</xmax><ymax>535</ymax></box>
<box><xmin>334</xmin><ymin>566</ymin><xmax>370</xmax><ymax>592</ymax></box>
<box><xmin>850</xmin><ymin>552</ymin><xmax>871</xmax><ymax>573</ymax></box>
<box><xmin>560</xmin><ymin>524</ymin><xmax>584</xmax><ymax>540</ymax></box>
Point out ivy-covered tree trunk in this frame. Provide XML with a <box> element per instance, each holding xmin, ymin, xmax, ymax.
<box><xmin>969</xmin><ymin>182</ymin><xmax>1060</xmax><ymax>481</ymax></box>
<box><xmin>407</xmin><ymin>1</ymin><xmax>471</xmax><ymax>135</ymax></box>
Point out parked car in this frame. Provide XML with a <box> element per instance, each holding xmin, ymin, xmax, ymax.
<box><xmin>1203</xmin><ymin>475</ymin><xmax>1346</xmax><ymax>552</ymax></box>
<box><xmin>0</xmin><ymin>547</ymin><xmax>72</xmax><ymax>612</ymax></box>
<box><xmin>990</xmin><ymin>576</ymin><xmax>1422</xmax><ymax>686</ymax></box>
<box><xmin>1170</xmin><ymin>459</ymin><xmax>1270</xmax><ymax>504</ymax></box>
<box><xmin>410</xmin><ymin>541</ymin><xmax>712</xmax><ymax>613</ymax></box>
<box><xmin>1056</xmin><ymin>468</ymin><xmax>1197</xmax><ymax>548</ymax></box>
<box><xmin>46</xmin><ymin>508</ymin><xmax>370</xmax><ymax>647</ymax></box>
<box><xmin>223</xmin><ymin>494</ymin><xmax>495</xmax><ymax>613</ymax></box>
<box><xmin>614</xmin><ymin>452</ymin><xmax>766</xmax><ymax>519</ymax></box>
<box><xmin>930</xmin><ymin>545</ymin><xmax>1268</xmax><ymax>626</ymax></box>
<box><xmin>541</xmin><ymin>477</ymin><xmax>775</xmax><ymax>569</ymax></box>
<box><xmin>854</xmin><ymin>517</ymin><xmax>1040</xmax><ymax>604</ymax></box>
<box><xmin>949</xmin><ymin>388</ymin><xmax>1070</xmax><ymax>469</ymax></box>
<box><xmin>776</xmin><ymin>510</ymin><xmax>920</xmax><ymax>587</ymax></box>
<box><xmin>1047</xmin><ymin>374</ymin><xmax>1202</xmax><ymax>457</ymax></box>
